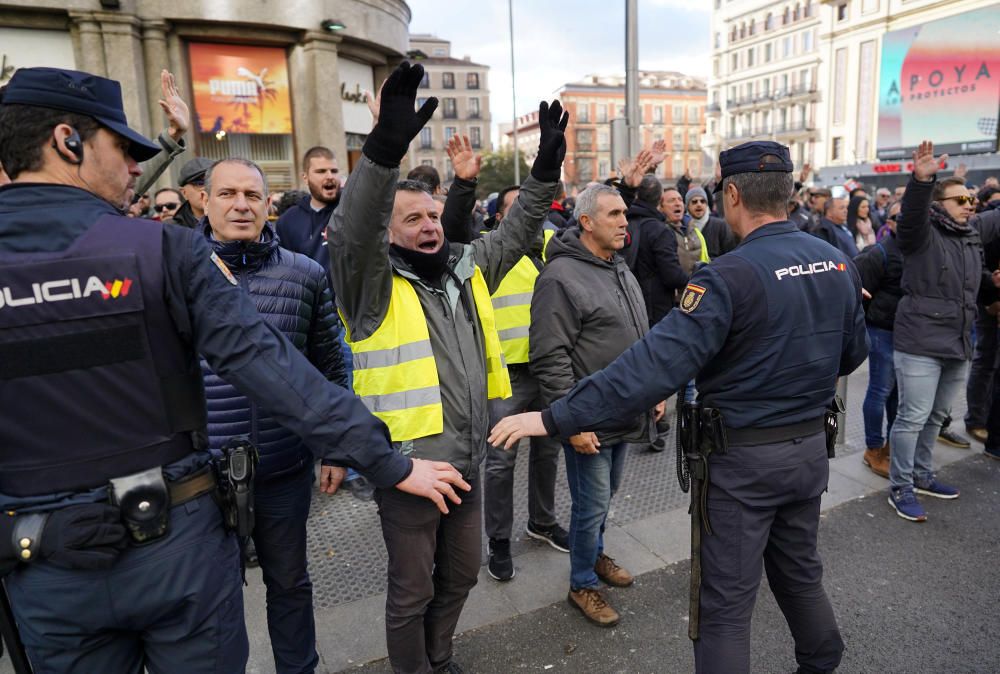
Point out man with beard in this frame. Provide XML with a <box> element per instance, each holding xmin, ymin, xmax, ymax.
<box><xmin>686</xmin><ymin>186</ymin><xmax>736</xmax><ymax>258</ymax></box>
<box><xmin>276</xmin><ymin>146</ymin><xmax>341</xmax><ymax>282</ymax></box>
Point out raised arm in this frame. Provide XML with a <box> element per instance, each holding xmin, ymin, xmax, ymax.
<box><xmin>896</xmin><ymin>140</ymin><xmax>945</xmax><ymax>256</ymax></box>
<box><xmin>441</xmin><ymin>134</ymin><xmax>481</xmax><ymax>244</ymax></box>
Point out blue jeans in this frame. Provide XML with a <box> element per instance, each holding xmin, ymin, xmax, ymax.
<box><xmin>252</xmin><ymin>466</ymin><xmax>319</xmax><ymax>673</ymax></box>
<box><xmin>563</xmin><ymin>442</ymin><xmax>628</xmax><ymax>590</ymax></box>
<box><xmin>888</xmin><ymin>351</ymin><xmax>969</xmax><ymax>489</ymax></box>
<box><xmin>862</xmin><ymin>325</ymin><xmax>898</xmax><ymax>449</ymax></box>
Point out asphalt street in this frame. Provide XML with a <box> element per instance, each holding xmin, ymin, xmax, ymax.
<box><xmin>353</xmin><ymin>454</ymin><xmax>1000</xmax><ymax>674</ymax></box>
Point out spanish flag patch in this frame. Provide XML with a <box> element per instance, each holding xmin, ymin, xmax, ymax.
<box><xmin>680</xmin><ymin>283</ymin><xmax>706</xmax><ymax>314</ymax></box>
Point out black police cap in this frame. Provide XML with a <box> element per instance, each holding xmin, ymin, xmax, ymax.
<box><xmin>0</xmin><ymin>67</ymin><xmax>161</xmax><ymax>162</ymax></box>
<box><xmin>715</xmin><ymin>141</ymin><xmax>793</xmax><ymax>192</ymax></box>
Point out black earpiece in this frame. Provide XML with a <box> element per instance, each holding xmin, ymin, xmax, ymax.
<box><xmin>53</xmin><ymin>128</ymin><xmax>84</xmax><ymax>165</ymax></box>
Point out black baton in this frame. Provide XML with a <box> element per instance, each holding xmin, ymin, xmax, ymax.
<box><xmin>0</xmin><ymin>580</ymin><xmax>32</xmax><ymax>674</ymax></box>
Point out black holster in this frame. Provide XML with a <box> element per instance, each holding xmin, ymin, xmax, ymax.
<box><xmin>213</xmin><ymin>438</ymin><xmax>259</xmax><ymax>538</ymax></box>
<box><xmin>824</xmin><ymin>396</ymin><xmax>846</xmax><ymax>459</ymax></box>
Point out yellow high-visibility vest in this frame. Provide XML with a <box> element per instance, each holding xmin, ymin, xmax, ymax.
<box><xmin>694</xmin><ymin>227</ymin><xmax>711</xmax><ymax>264</ymax></box>
<box><xmin>490</xmin><ymin>230</ymin><xmax>555</xmax><ymax>365</ymax></box>
<box><xmin>344</xmin><ymin>266</ymin><xmax>511</xmax><ymax>441</ymax></box>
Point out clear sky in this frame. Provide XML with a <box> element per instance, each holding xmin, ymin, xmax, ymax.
<box><xmin>407</xmin><ymin>0</ymin><xmax>711</xmax><ymax>143</ymax></box>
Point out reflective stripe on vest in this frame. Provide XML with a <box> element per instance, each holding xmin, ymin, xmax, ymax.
<box><xmin>345</xmin><ymin>266</ymin><xmax>511</xmax><ymax>441</ymax></box>
<box><xmin>490</xmin><ymin>230</ymin><xmax>554</xmax><ymax>365</ymax></box>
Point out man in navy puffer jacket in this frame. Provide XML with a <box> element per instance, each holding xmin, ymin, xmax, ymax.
<box><xmin>200</xmin><ymin>157</ymin><xmax>344</xmax><ymax>674</ymax></box>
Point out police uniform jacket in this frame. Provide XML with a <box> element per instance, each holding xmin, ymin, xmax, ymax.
<box><xmin>0</xmin><ymin>184</ymin><xmax>409</xmax><ymax>511</ymax></box>
<box><xmin>199</xmin><ymin>221</ymin><xmax>347</xmax><ymax>482</ymax></box>
<box><xmin>330</xmin><ymin>157</ymin><xmax>558</xmax><ymax>480</ymax></box>
<box><xmin>893</xmin><ymin>177</ymin><xmax>1000</xmax><ymax>361</ymax></box>
<box><xmin>542</xmin><ymin>220</ymin><xmax>869</xmax><ymax>438</ymax></box>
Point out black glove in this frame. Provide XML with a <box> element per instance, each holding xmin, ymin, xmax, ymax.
<box><xmin>363</xmin><ymin>62</ymin><xmax>439</xmax><ymax>168</ymax></box>
<box><xmin>39</xmin><ymin>504</ymin><xmax>128</xmax><ymax>570</ymax></box>
<box><xmin>531</xmin><ymin>100</ymin><xmax>570</xmax><ymax>182</ymax></box>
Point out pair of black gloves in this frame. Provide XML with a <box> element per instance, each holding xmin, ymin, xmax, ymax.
<box><xmin>362</xmin><ymin>61</ymin><xmax>569</xmax><ymax>182</ymax></box>
<box><xmin>1</xmin><ymin>504</ymin><xmax>126</xmax><ymax>573</ymax></box>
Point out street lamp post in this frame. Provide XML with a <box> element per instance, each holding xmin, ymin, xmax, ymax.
<box><xmin>509</xmin><ymin>0</ymin><xmax>520</xmax><ymax>185</ymax></box>
<box><xmin>625</xmin><ymin>0</ymin><xmax>639</xmax><ymax>157</ymax></box>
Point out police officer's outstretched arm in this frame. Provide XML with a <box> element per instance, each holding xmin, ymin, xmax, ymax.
<box><xmin>492</xmin><ymin>268</ymin><xmax>734</xmax><ymax>447</ymax></box>
<box><xmin>840</xmin><ymin>262</ymin><xmax>870</xmax><ymax>377</ymax></box>
<box><xmin>474</xmin><ymin>100</ymin><xmax>566</xmax><ymax>291</ymax></box>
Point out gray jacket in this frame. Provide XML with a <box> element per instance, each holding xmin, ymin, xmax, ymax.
<box><xmin>529</xmin><ymin>228</ymin><xmax>654</xmax><ymax>445</ymax></box>
<box><xmin>894</xmin><ymin>177</ymin><xmax>1000</xmax><ymax>360</ymax></box>
<box><xmin>329</xmin><ymin>157</ymin><xmax>557</xmax><ymax>478</ymax></box>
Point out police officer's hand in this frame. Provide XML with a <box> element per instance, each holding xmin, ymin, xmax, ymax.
<box><xmin>912</xmin><ymin>140</ymin><xmax>947</xmax><ymax>183</ymax></box>
<box><xmin>569</xmin><ymin>432</ymin><xmax>601</xmax><ymax>455</ymax></box>
<box><xmin>531</xmin><ymin>100</ymin><xmax>570</xmax><ymax>182</ymax></box>
<box><xmin>396</xmin><ymin>459</ymin><xmax>471</xmax><ymax>515</ymax></box>
<box><xmin>40</xmin><ymin>504</ymin><xmax>128</xmax><ymax>570</ymax></box>
<box><xmin>319</xmin><ymin>465</ymin><xmax>347</xmax><ymax>495</ymax></box>
<box><xmin>362</xmin><ymin>62</ymin><xmax>438</xmax><ymax>168</ymax></box>
<box><xmin>488</xmin><ymin>411</ymin><xmax>547</xmax><ymax>450</ymax></box>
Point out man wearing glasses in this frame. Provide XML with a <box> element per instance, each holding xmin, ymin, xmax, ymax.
<box><xmin>152</xmin><ymin>187</ymin><xmax>182</xmax><ymax>221</ymax></box>
<box><xmin>686</xmin><ymin>186</ymin><xmax>735</xmax><ymax>258</ymax></box>
<box><xmin>887</xmin><ymin>141</ymin><xmax>1000</xmax><ymax>522</ymax></box>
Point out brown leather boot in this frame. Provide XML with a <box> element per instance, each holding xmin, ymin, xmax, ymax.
<box><xmin>568</xmin><ymin>587</ymin><xmax>620</xmax><ymax>627</ymax></box>
<box><xmin>595</xmin><ymin>553</ymin><xmax>634</xmax><ymax>587</ymax></box>
<box><xmin>863</xmin><ymin>444</ymin><xmax>890</xmax><ymax>479</ymax></box>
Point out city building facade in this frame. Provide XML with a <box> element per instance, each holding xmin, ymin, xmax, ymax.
<box><xmin>554</xmin><ymin>72</ymin><xmax>707</xmax><ymax>192</ymax></box>
<box><xmin>498</xmin><ymin>109</ymin><xmax>540</xmax><ymax>168</ymax></box>
<box><xmin>0</xmin><ymin>0</ymin><xmax>412</xmax><ymax>190</ymax></box>
<box><xmin>406</xmin><ymin>33</ymin><xmax>491</xmax><ymax>181</ymax></box>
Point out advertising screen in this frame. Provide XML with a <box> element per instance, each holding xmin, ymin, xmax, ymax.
<box><xmin>876</xmin><ymin>5</ymin><xmax>1000</xmax><ymax>159</ymax></box>
<box><xmin>188</xmin><ymin>43</ymin><xmax>293</xmax><ymax>135</ymax></box>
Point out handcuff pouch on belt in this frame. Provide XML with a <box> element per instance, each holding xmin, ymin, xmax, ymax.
<box><xmin>824</xmin><ymin>395</ymin><xmax>846</xmax><ymax>459</ymax></box>
<box><xmin>213</xmin><ymin>437</ymin><xmax>260</xmax><ymax>537</ymax></box>
<box><xmin>109</xmin><ymin>466</ymin><xmax>170</xmax><ymax>545</ymax></box>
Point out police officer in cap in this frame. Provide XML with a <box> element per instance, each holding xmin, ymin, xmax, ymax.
<box><xmin>491</xmin><ymin>140</ymin><xmax>869</xmax><ymax>673</ymax></box>
<box><xmin>0</xmin><ymin>67</ymin><xmax>467</xmax><ymax>672</ymax></box>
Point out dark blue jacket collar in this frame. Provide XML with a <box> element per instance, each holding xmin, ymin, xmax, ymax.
<box><xmin>0</xmin><ymin>183</ymin><xmax>124</xmax><ymax>253</ymax></box>
<box><xmin>201</xmin><ymin>218</ymin><xmax>280</xmax><ymax>272</ymax></box>
<box><xmin>739</xmin><ymin>219</ymin><xmax>797</xmax><ymax>245</ymax></box>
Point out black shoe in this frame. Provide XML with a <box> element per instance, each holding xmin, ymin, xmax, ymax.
<box><xmin>648</xmin><ymin>436</ymin><xmax>667</xmax><ymax>453</ymax></box>
<box><xmin>243</xmin><ymin>538</ymin><xmax>259</xmax><ymax>568</ymax></box>
<box><xmin>937</xmin><ymin>428</ymin><xmax>971</xmax><ymax>449</ymax></box>
<box><xmin>525</xmin><ymin>521</ymin><xmax>570</xmax><ymax>553</ymax></box>
<box><xmin>345</xmin><ymin>476</ymin><xmax>375</xmax><ymax>501</ymax></box>
<box><xmin>487</xmin><ymin>538</ymin><xmax>514</xmax><ymax>581</ymax></box>
<box><xmin>437</xmin><ymin>663</ymin><xmax>465</xmax><ymax>674</ymax></box>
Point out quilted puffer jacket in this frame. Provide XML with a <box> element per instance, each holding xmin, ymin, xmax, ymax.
<box><xmin>199</xmin><ymin>221</ymin><xmax>347</xmax><ymax>481</ymax></box>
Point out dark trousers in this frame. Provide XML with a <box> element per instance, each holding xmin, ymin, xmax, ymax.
<box><xmin>984</xmin><ymin>358</ymin><xmax>1000</xmax><ymax>452</ymax></box>
<box><xmin>966</xmin><ymin>306</ymin><xmax>998</xmax><ymax>428</ymax></box>
<box><xmin>484</xmin><ymin>365</ymin><xmax>560</xmax><ymax>540</ymax></box>
<box><xmin>252</xmin><ymin>466</ymin><xmax>318</xmax><ymax>674</ymax></box>
<box><xmin>376</xmin><ymin>480</ymin><xmax>482</xmax><ymax>674</ymax></box>
<box><xmin>6</xmin><ymin>493</ymin><xmax>247</xmax><ymax>674</ymax></box>
<box><xmin>694</xmin><ymin>434</ymin><xmax>843</xmax><ymax>674</ymax></box>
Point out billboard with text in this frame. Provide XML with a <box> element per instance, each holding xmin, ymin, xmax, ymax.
<box><xmin>876</xmin><ymin>5</ymin><xmax>1000</xmax><ymax>159</ymax></box>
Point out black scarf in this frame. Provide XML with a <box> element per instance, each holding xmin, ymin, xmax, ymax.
<box><xmin>390</xmin><ymin>242</ymin><xmax>450</xmax><ymax>283</ymax></box>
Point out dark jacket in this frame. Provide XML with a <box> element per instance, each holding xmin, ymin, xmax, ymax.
<box><xmin>529</xmin><ymin>227</ymin><xmax>653</xmax><ymax>445</ymax></box>
<box><xmin>199</xmin><ymin>221</ymin><xmax>346</xmax><ymax>481</ymax></box>
<box><xmin>701</xmin><ymin>215</ymin><xmax>737</xmax><ymax>259</ymax></box>
<box><xmin>893</xmin><ymin>177</ymin><xmax>996</xmax><ymax>360</ymax></box>
<box><xmin>441</xmin><ymin>176</ymin><xmax>481</xmax><ymax>243</ymax></box>
<box><xmin>854</xmin><ymin>233</ymin><xmax>903</xmax><ymax>331</ymax></box>
<box><xmin>275</xmin><ymin>194</ymin><xmax>338</xmax><ymax>284</ymax></box>
<box><xmin>790</xmin><ymin>205</ymin><xmax>812</xmax><ymax>230</ymax></box>
<box><xmin>627</xmin><ymin>200</ymin><xmax>688</xmax><ymax>326</ymax></box>
<box><xmin>810</xmin><ymin>217</ymin><xmax>859</xmax><ymax>258</ymax></box>
<box><xmin>165</xmin><ymin>200</ymin><xmax>200</xmax><ymax>229</ymax></box>
<box><xmin>547</xmin><ymin>202</ymin><xmax>569</xmax><ymax>230</ymax></box>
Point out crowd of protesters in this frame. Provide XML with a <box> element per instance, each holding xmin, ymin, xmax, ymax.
<box><xmin>1</xmin><ymin>60</ymin><xmax>999</xmax><ymax>674</ymax></box>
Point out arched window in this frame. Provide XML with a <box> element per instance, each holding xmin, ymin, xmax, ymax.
<box><xmin>793</xmin><ymin>2</ymin><xmax>800</xmax><ymax>20</ymax></box>
<box><xmin>739</xmin><ymin>22</ymin><xmax>746</xmax><ymax>39</ymax></box>
<box><xmin>765</xmin><ymin>13</ymin><xmax>774</xmax><ymax>30</ymax></box>
<box><xmin>749</xmin><ymin>19</ymin><xmax>756</xmax><ymax>35</ymax></box>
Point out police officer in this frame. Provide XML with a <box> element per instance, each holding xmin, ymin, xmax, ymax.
<box><xmin>0</xmin><ymin>67</ymin><xmax>467</xmax><ymax>673</ymax></box>
<box><xmin>490</xmin><ymin>141</ymin><xmax>869</xmax><ymax>674</ymax></box>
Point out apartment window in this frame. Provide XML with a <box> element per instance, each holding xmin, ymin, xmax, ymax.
<box><xmin>598</xmin><ymin>160</ymin><xmax>610</xmax><ymax>178</ymax></box>
<box><xmin>713</xmin><ymin>58</ymin><xmax>720</xmax><ymax>77</ymax></box>
<box><xmin>421</xmin><ymin>159</ymin><xmax>434</xmax><ymax>167</ymax></box>
<box><xmin>419</xmin><ymin>127</ymin><xmax>432</xmax><ymax>149</ymax></box>
<box><xmin>783</xmin><ymin>7</ymin><xmax>790</xmax><ymax>24</ymax></box>
<box><xmin>575</xmin><ymin>157</ymin><xmax>593</xmax><ymax>182</ymax></box>
<box><xmin>577</xmin><ymin>103</ymin><xmax>590</xmax><ymax>123</ymax></box>
<box><xmin>781</xmin><ymin>73</ymin><xmax>789</xmax><ymax>94</ymax></box>
<box><xmin>862</xmin><ymin>0</ymin><xmax>879</xmax><ymax>13</ymax></box>
<box><xmin>432</xmin><ymin>47</ymin><xmax>446</xmax><ymax>56</ymax></box>
<box><xmin>836</xmin><ymin>2</ymin><xmax>848</xmax><ymax>21</ymax></box>
<box><xmin>597</xmin><ymin>105</ymin><xmax>608</xmax><ymax>123</ymax></box>
<box><xmin>714</xmin><ymin>32</ymin><xmax>721</xmax><ymax>49</ymax></box>
<box><xmin>731</xmin><ymin>53</ymin><xmax>738</xmax><ymax>71</ymax></box>
<box><xmin>419</xmin><ymin>71</ymin><xmax>430</xmax><ymax>88</ymax></box>
<box><xmin>467</xmin><ymin>73</ymin><xmax>480</xmax><ymax>89</ymax></box>
<box><xmin>417</xmin><ymin>97</ymin><xmax>428</xmax><ymax>110</ymax></box>
<box><xmin>689</xmin><ymin>130</ymin><xmax>699</xmax><ymax>148</ymax></box>
<box><xmin>802</xmin><ymin>30</ymin><xmax>813</xmax><ymax>53</ymax></box>
<box><xmin>442</xmin><ymin>72</ymin><xmax>455</xmax><ymax>89</ymax></box>
<box><xmin>729</xmin><ymin>86</ymin><xmax>737</xmax><ymax>103</ymax></box>
<box><xmin>443</xmin><ymin>98</ymin><xmax>457</xmax><ymax>119</ymax></box>
<box><xmin>688</xmin><ymin>104</ymin><xmax>700</xmax><ymax>123</ymax></box>
<box><xmin>832</xmin><ymin>136</ymin><xmax>844</xmax><ymax>161</ymax></box>
<box><xmin>468</xmin><ymin>97</ymin><xmax>480</xmax><ymax>118</ymax></box>
<box><xmin>765</xmin><ymin>13</ymin><xmax>774</xmax><ymax>30</ymax></box>
<box><xmin>749</xmin><ymin>19</ymin><xmax>756</xmax><ymax>35</ymax></box>
<box><xmin>445</xmin><ymin>126</ymin><xmax>457</xmax><ymax>141</ymax></box>
<box><xmin>673</xmin><ymin>130</ymin><xmax>684</xmax><ymax>148</ymax></box>
<box><xmin>653</xmin><ymin>106</ymin><xmax>663</xmax><ymax>123</ymax></box>
<box><xmin>762</xmin><ymin>78</ymin><xmax>770</xmax><ymax>97</ymax></box>
<box><xmin>469</xmin><ymin>126</ymin><xmax>482</xmax><ymax>149</ymax></box>
<box><xmin>576</xmin><ymin>128</ymin><xmax>593</xmax><ymax>151</ymax></box>
<box><xmin>856</xmin><ymin>40</ymin><xmax>876</xmax><ymax>160</ymax></box>
<box><xmin>598</xmin><ymin>129</ymin><xmax>610</xmax><ymax>151</ymax></box>
<box><xmin>673</xmin><ymin>157</ymin><xmax>684</xmax><ymax>177</ymax></box>
<box><xmin>747</xmin><ymin>47</ymin><xmax>755</xmax><ymax>67</ymax></box>
<box><xmin>765</xmin><ymin>43</ymin><xmax>773</xmax><ymax>62</ymax></box>
<box><xmin>782</xmin><ymin>36</ymin><xmax>792</xmax><ymax>58</ymax></box>
<box><xmin>800</xmin><ymin>68</ymin><xmax>812</xmax><ymax>91</ymax></box>
<box><xmin>673</xmin><ymin>105</ymin><xmax>684</xmax><ymax>123</ymax></box>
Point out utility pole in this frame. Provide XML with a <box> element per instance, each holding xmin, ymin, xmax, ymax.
<box><xmin>509</xmin><ymin>0</ymin><xmax>520</xmax><ymax>184</ymax></box>
<box><xmin>625</xmin><ymin>0</ymin><xmax>640</xmax><ymax>156</ymax></box>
